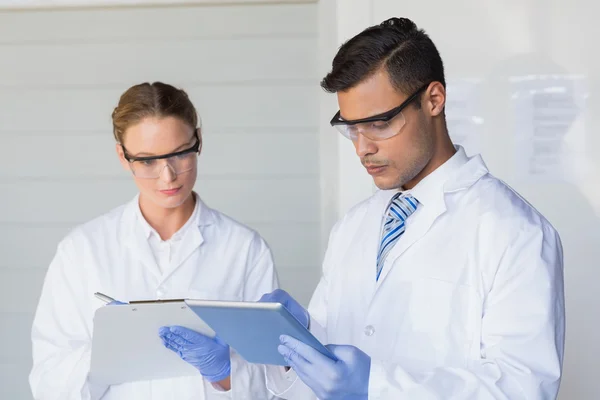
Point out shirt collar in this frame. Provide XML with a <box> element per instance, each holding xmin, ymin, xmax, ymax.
<box><xmin>406</xmin><ymin>145</ymin><xmax>469</xmax><ymax>205</ymax></box>
<box><xmin>136</xmin><ymin>192</ymin><xmax>202</xmax><ymax>241</ymax></box>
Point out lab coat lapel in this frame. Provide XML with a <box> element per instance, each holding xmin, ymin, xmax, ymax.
<box><xmin>159</xmin><ymin>198</ymin><xmax>211</xmax><ymax>283</ymax></box>
<box><xmin>163</xmin><ymin>224</ymin><xmax>204</xmax><ymax>280</ymax></box>
<box><xmin>374</xmin><ymin>152</ymin><xmax>490</xmax><ymax>288</ymax></box>
<box><xmin>123</xmin><ymin>201</ymin><xmax>162</xmax><ymax>282</ymax></box>
<box><xmin>352</xmin><ymin>193</ymin><xmax>393</xmax><ymax>300</ymax></box>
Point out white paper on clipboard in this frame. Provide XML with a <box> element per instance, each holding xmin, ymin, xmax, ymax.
<box><xmin>89</xmin><ymin>301</ymin><xmax>215</xmax><ymax>385</ymax></box>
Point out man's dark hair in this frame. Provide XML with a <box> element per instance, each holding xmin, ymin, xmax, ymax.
<box><xmin>321</xmin><ymin>17</ymin><xmax>445</xmax><ymax>97</ymax></box>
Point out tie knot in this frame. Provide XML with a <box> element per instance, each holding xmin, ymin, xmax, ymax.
<box><xmin>386</xmin><ymin>193</ymin><xmax>418</xmax><ymax>222</ymax></box>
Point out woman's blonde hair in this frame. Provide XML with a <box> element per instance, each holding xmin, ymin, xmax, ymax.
<box><xmin>111</xmin><ymin>82</ymin><xmax>199</xmax><ymax>143</ymax></box>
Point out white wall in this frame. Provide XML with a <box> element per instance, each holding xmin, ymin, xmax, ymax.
<box><xmin>0</xmin><ymin>3</ymin><xmax>319</xmax><ymax>398</ymax></box>
<box><xmin>317</xmin><ymin>0</ymin><xmax>375</xmax><ymax>225</ymax></box>
<box><xmin>319</xmin><ymin>0</ymin><xmax>600</xmax><ymax>398</ymax></box>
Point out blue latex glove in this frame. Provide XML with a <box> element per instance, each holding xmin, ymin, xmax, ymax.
<box><xmin>278</xmin><ymin>335</ymin><xmax>371</xmax><ymax>400</ymax></box>
<box><xmin>159</xmin><ymin>325</ymin><xmax>231</xmax><ymax>383</ymax></box>
<box><xmin>107</xmin><ymin>300</ymin><xmax>126</xmax><ymax>306</ymax></box>
<box><xmin>259</xmin><ymin>289</ymin><xmax>309</xmax><ymax>329</ymax></box>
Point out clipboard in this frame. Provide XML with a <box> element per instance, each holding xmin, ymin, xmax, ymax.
<box><xmin>89</xmin><ymin>300</ymin><xmax>215</xmax><ymax>385</ymax></box>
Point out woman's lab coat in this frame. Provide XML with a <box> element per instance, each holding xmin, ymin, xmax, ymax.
<box><xmin>29</xmin><ymin>195</ymin><xmax>279</xmax><ymax>400</ymax></box>
<box><xmin>267</xmin><ymin>146</ymin><xmax>565</xmax><ymax>399</ymax></box>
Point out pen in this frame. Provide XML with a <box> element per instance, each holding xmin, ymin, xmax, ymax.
<box><xmin>94</xmin><ymin>292</ymin><xmax>116</xmax><ymax>304</ymax></box>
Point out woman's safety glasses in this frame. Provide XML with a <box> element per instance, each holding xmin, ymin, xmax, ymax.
<box><xmin>329</xmin><ymin>83</ymin><xmax>430</xmax><ymax>141</ymax></box>
<box><xmin>121</xmin><ymin>131</ymin><xmax>200</xmax><ymax>179</ymax></box>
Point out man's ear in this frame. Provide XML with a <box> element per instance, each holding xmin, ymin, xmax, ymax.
<box><xmin>423</xmin><ymin>81</ymin><xmax>446</xmax><ymax>117</ymax></box>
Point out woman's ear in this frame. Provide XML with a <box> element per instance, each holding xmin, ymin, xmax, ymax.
<box><xmin>197</xmin><ymin>128</ymin><xmax>203</xmax><ymax>156</ymax></box>
<box><xmin>115</xmin><ymin>143</ymin><xmax>130</xmax><ymax>172</ymax></box>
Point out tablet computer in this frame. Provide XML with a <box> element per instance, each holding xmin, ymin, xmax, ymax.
<box><xmin>90</xmin><ymin>301</ymin><xmax>215</xmax><ymax>385</ymax></box>
<box><xmin>184</xmin><ymin>299</ymin><xmax>335</xmax><ymax>366</ymax></box>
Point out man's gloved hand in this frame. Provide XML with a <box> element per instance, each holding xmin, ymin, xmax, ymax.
<box><xmin>159</xmin><ymin>326</ymin><xmax>231</xmax><ymax>383</ymax></box>
<box><xmin>278</xmin><ymin>335</ymin><xmax>371</xmax><ymax>400</ymax></box>
<box><xmin>259</xmin><ymin>289</ymin><xmax>310</xmax><ymax>329</ymax></box>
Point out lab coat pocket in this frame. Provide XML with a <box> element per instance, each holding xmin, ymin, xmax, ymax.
<box><xmin>402</xmin><ymin>278</ymin><xmax>474</xmax><ymax>367</ymax></box>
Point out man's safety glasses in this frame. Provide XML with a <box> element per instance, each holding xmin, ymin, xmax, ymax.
<box><xmin>121</xmin><ymin>131</ymin><xmax>200</xmax><ymax>179</ymax></box>
<box><xmin>329</xmin><ymin>83</ymin><xmax>430</xmax><ymax>141</ymax></box>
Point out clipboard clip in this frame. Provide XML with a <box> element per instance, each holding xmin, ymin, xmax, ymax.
<box><xmin>128</xmin><ymin>299</ymin><xmax>186</xmax><ymax>304</ymax></box>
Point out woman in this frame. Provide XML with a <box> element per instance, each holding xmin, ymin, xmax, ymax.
<box><xmin>29</xmin><ymin>82</ymin><xmax>279</xmax><ymax>399</ymax></box>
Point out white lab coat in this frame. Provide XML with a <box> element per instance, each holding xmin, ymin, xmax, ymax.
<box><xmin>30</xmin><ymin>194</ymin><xmax>280</xmax><ymax>400</ymax></box>
<box><xmin>267</xmin><ymin>146</ymin><xmax>565</xmax><ymax>399</ymax></box>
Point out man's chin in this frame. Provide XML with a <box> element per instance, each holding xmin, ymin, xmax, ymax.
<box><xmin>372</xmin><ymin>176</ymin><xmax>402</xmax><ymax>191</ymax></box>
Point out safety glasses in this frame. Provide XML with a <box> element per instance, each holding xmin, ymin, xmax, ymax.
<box><xmin>329</xmin><ymin>83</ymin><xmax>430</xmax><ymax>141</ymax></box>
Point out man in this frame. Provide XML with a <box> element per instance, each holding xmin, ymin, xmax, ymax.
<box><xmin>260</xmin><ymin>17</ymin><xmax>565</xmax><ymax>399</ymax></box>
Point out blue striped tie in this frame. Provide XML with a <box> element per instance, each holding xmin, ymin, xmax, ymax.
<box><xmin>376</xmin><ymin>193</ymin><xmax>419</xmax><ymax>281</ymax></box>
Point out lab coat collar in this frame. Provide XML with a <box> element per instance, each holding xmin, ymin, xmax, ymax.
<box><xmin>133</xmin><ymin>192</ymin><xmax>215</xmax><ymax>239</ymax></box>
<box><xmin>135</xmin><ymin>192</ymin><xmax>207</xmax><ymax>241</ymax></box>
<box><xmin>410</xmin><ymin>145</ymin><xmax>470</xmax><ymax>206</ymax></box>
<box><xmin>374</xmin><ymin>145</ymin><xmax>471</xmax><ymax>210</ymax></box>
<box><xmin>373</xmin><ymin>146</ymin><xmax>488</xmax><ymax>287</ymax></box>
<box><xmin>122</xmin><ymin>192</ymin><xmax>216</xmax><ymax>281</ymax></box>
<box><xmin>444</xmin><ymin>152</ymin><xmax>489</xmax><ymax>193</ymax></box>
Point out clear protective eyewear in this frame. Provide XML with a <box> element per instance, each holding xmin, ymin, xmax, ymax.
<box><xmin>330</xmin><ymin>83</ymin><xmax>430</xmax><ymax>141</ymax></box>
<box><xmin>121</xmin><ymin>130</ymin><xmax>200</xmax><ymax>179</ymax></box>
